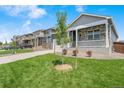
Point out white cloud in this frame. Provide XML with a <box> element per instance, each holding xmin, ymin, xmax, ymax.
<box><xmin>21</xmin><ymin>20</ymin><xmax>32</xmax><ymax>34</ymax></box>
<box><xmin>75</xmin><ymin>5</ymin><xmax>86</xmax><ymax>13</ymax></box>
<box><xmin>22</xmin><ymin>20</ymin><xmax>31</xmax><ymax>27</ymax></box>
<box><xmin>0</xmin><ymin>5</ymin><xmax>47</xmax><ymax>19</ymax></box>
<box><xmin>28</xmin><ymin>6</ymin><xmax>47</xmax><ymax>19</ymax></box>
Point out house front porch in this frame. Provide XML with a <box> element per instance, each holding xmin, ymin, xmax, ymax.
<box><xmin>67</xmin><ymin>23</ymin><xmax>112</xmax><ymax>54</ymax></box>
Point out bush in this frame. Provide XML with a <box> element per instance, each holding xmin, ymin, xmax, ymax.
<box><xmin>52</xmin><ymin>59</ymin><xmax>63</xmax><ymax>65</ymax></box>
<box><xmin>86</xmin><ymin>51</ymin><xmax>92</xmax><ymax>57</ymax></box>
<box><xmin>72</xmin><ymin>49</ymin><xmax>78</xmax><ymax>56</ymax></box>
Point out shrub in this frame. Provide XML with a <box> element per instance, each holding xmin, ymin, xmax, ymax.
<box><xmin>52</xmin><ymin>59</ymin><xmax>63</xmax><ymax>65</ymax></box>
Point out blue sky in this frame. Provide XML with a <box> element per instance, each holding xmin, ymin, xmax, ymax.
<box><xmin>0</xmin><ymin>5</ymin><xmax>124</xmax><ymax>42</ymax></box>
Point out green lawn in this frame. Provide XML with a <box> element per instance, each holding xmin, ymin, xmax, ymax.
<box><xmin>0</xmin><ymin>49</ymin><xmax>33</xmax><ymax>56</ymax></box>
<box><xmin>0</xmin><ymin>54</ymin><xmax>124</xmax><ymax>88</ymax></box>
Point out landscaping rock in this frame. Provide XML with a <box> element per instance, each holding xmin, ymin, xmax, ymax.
<box><xmin>54</xmin><ymin>64</ymin><xmax>73</xmax><ymax>71</ymax></box>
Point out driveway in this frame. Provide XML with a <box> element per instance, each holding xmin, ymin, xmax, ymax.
<box><xmin>0</xmin><ymin>50</ymin><xmax>54</xmax><ymax>64</ymax></box>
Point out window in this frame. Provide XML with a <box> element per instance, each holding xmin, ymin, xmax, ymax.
<box><xmin>87</xmin><ymin>30</ymin><xmax>100</xmax><ymax>40</ymax></box>
<box><xmin>94</xmin><ymin>30</ymin><xmax>100</xmax><ymax>40</ymax></box>
<box><xmin>78</xmin><ymin>31</ymin><xmax>82</xmax><ymax>41</ymax></box>
<box><xmin>88</xmin><ymin>31</ymin><xmax>93</xmax><ymax>40</ymax></box>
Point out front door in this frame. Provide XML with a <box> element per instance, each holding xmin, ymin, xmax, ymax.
<box><xmin>70</xmin><ymin>30</ymin><xmax>76</xmax><ymax>47</ymax></box>
<box><xmin>72</xmin><ymin>31</ymin><xmax>76</xmax><ymax>47</ymax></box>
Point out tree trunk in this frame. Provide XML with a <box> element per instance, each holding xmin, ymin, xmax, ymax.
<box><xmin>75</xmin><ymin>46</ymin><xmax>78</xmax><ymax>69</ymax></box>
<box><xmin>54</xmin><ymin>42</ymin><xmax>56</xmax><ymax>54</ymax></box>
<box><xmin>61</xmin><ymin>44</ymin><xmax>64</xmax><ymax>64</ymax></box>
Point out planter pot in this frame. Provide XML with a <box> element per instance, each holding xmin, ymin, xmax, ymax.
<box><xmin>72</xmin><ymin>49</ymin><xmax>78</xmax><ymax>56</ymax></box>
<box><xmin>62</xmin><ymin>49</ymin><xmax>67</xmax><ymax>55</ymax></box>
<box><xmin>86</xmin><ymin>51</ymin><xmax>92</xmax><ymax>57</ymax></box>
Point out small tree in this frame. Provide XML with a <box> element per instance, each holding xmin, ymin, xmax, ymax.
<box><xmin>55</xmin><ymin>11</ymin><xmax>69</xmax><ymax>64</ymax></box>
<box><xmin>5</xmin><ymin>40</ymin><xmax>8</xmax><ymax>45</ymax></box>
<box><xmin>11</xmin><ymin>39</ymin><xmax>17</xmax><ymax>54</ymax></box>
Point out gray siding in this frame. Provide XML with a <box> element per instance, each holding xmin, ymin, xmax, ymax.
<box><xmin>70</xmin><ymin>15</ymin><xmax>106</xmax><ymax>28</ymax></box>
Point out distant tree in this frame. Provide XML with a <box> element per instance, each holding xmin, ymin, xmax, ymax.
<box><xmin>5</xmin><ymin>40</ymin><xmax>8</xmax><ymax>45</ymax></box>
<box><xmin>0</xmin><ymin>42</ymin><xmax>2</xmax><ymax>46</ymax></box>
<box><xmin>11</xmin><ymin>39</ymin><xmax>17</xmax><ymax>54</ymax></box>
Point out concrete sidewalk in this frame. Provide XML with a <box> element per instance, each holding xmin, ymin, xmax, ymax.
<box><xmin>0</xmin><ymin>50</ymin><xmax>54</xmax><ymax>64</ymax></box>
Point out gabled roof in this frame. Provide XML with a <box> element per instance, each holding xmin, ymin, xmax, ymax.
<box><xmin>46</xmin><ymin>27</ymin><xmax>55</xmax><ymax>30</ymax></box>
<box><xmin>33</xmin><ymin>29</ymin><xmax>45</xmax><ymax>33</ymax></box>
<box><xmin>19</xmin><ymin>33</ymin><xmax>33</xmax><ymax>38</ymax></box>
<box><xmin>68</xmin><ymin>13</ymin><xmax>111</xmax><ymax>28</ymax></box>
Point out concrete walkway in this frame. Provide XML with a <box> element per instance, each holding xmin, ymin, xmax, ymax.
<box><xmin>0</xmin><ymin>50</ymin><xmax>54</xmax><ymax>64</ymax></box>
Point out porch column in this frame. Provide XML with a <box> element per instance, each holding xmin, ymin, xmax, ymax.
<box><xmin>106</xmin><ymin>22</ymin><xmax>109</xmax><ymax>48</ymax></box>
<box><xmin>76</xmin><ymin>29</ymin><xmax>78</xmax><ymax>47</ymax></box>
<box><xmin>109</xmin><ymin>25</ymin><xmax>112</xmax><ymax>54</ymax></box>
<box><xmin>37</xmin><ymin>38</ymin><xmax>38</xmax><ymax>46</ymax></box>
<box><xmin>67</xmin><ymin>31</ymin><xmax>70</xmax><ymax>48</ymax></box>
<box><xmin>35</xmin><ymin>38</ymin><xmax>37</xmax><ymax>47</ymax></box>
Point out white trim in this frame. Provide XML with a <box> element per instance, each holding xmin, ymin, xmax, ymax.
<box><xmin>81</xmin><ymin>13</ymin><xmax>111</xmax><ymax>19</ymax></box>
<box><xmin>108</xmin><ymin>18</ymin><xmax>119</xmax><ymax>38</ymax></box>
<box><xmin>109</xmin><ymin>25</ymin><xmax>112</xmax><ymax>54</ymax></box>
<box><xmin>68</xmin><ymin>20</ymin><xmax>107</xmax><ymax>31</ymax></box>
<box><xmin>105</xmin><ymin>22</ymin><xmax>109</xmax><ymax>48</ymax></box>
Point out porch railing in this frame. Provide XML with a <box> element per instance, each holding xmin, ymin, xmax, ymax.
<box><xmin>77</xmin><ymin>40</ymin><xmax>106</xmax><ymax>47</ymax></box>
<box><xmin>70</xmin><ymin>40</ymin><xmax>106</xmax><ymax>47</ymax></box>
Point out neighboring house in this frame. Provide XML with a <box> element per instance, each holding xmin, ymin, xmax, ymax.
<box><xmin>13</xmin><ymin>28</ymin><xmax>56</xmax><ymax>49</ymax></box>
<box><xmin>13</xmin><ymin>13</ymin><xmax>119</xmax><ymax>54</ymax></box>
<box><xmin>13</xmin><ymin>33</ymin><xmax>33</xmax><ymax>48</ymax></box>
<box><xmin>32</xmin><ymin>28</ymin><xmax>55</xmax><ymax>49</ymax></box>
<box><xmin>67</xmin><ymin>13</ymin><xmax>118</xmax><ymax>54</ymax></box>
